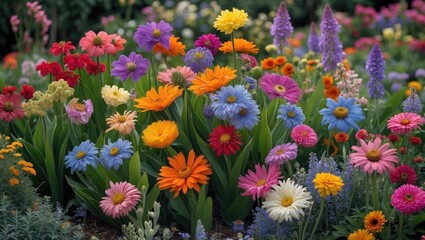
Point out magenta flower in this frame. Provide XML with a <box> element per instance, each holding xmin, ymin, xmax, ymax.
<box><xmin>134</xmin><ymin>20</ymin><xmax>173</xmax><ymax>51</ymax></box>
<box><xmin>290</xmin><ymin>124</ymin><xmax>318</xmax><ymax>148</ymax></box>
<box><xmin>238</xmin><ymin>164</ymin><xmax>281</xmax><ymax>200</ymax></box>
<box><xmin>390</xmin><ymin>164</ymin><xmax>417</xmax><ymax>185</ymax></box>
<box><xmin>65</xmin><ymin>98</ymin><xmax>93</xmax><ymax>125</ymax></box>
<box><xmin>259</xmin><ymin>73</ymin><xmax>302</xmax><ymax>104</ymax></box>
<box><xmin>111</xmin><ymin>52</ymin><xmax>149</xmax><ymax>82</ymax></box>
<box><xmin>100</xmin><ymin>181</ymin><xmax>141</xmax><ymax>219</ymax></box>
<box><xmin>194</xmin><ymin>34</ymin><xmax>222</xmax><ymax>56</ymax></box>
<box><xmin>391</xmin><ymin>184</ymin><xmax>425</xmax><ymax>215</ymax></box>
<box><xmin>265</xmin><ymin>143</ymin><xmax>298</xmax><ymax>165</ymax></box>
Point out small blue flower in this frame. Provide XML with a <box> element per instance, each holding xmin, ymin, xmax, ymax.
<box><xmin>211</xmin><ymin>85</ymin><xmax>253</xmax><ymax>120</ymax></box>
<box><xmin>65</xmin><ymin>140</ymin><xmax>98</xmax><ymax>174</ymax></box>
<box><xmin>277</xmin><ymin>103</ymin><xmax>305</xmax><ymax>129</ymax></box>
<box><xmin>195</xmin><ymin>219</ymin><xmax>208</xmax><ymax>240</ymax></box>
<box><xmin>99</xmin><ymin>139</ymin><xmax>133</xmax><ymax>170</ymax></box>
<box><xmin>178</xmin><ymin>232</ymin><xmax>191</xmax><ymax>240</ymax></box>
<box><xmin>230</xmin><ymin>100</ymin><xmax>260</xmax><ymax>130</ymax></box>
<box><xmin>403</xmin><ymin>88</ymin><xmax>422</xmax><ymax>113</ymax></box>
<box><xmin>232</xmin><ymin>219</ymin><xmax>245</xmax><ymax>233</ymax></box>
<box><xmin>184</xmin><ymin>47</ymin><xmax>214</xmax><ymax>73</ymax></box>
<box><xmin>244</xmin><ymin>76</ymin><xmax>257</xmax><ymax>91</ymax></box>
<box><xmin>319</xmin><ymin>96</ymin><xmax>365</xmax><ymax>132</ymax></box>
<box><xmin>203</xmin><ymin>104</ymin><xmax>215</xmax><ymax>119</ymax></box>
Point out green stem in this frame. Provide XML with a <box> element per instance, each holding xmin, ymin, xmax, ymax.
<box><xmin>310</xmin><ymin>198</ymin><xmax>325</xmax><ymax>239</ymax></box>
<box><xmin>326</xmin><ymin>131</ymin><xmax>332</xmax><ymax>157</ymax></box>
<box><xmin>96</xmin><ymin>57</ymin><xmax>102</xmax><ymax>86</ymax></box>
<box><xmin>371</xmin><ymin>172</ymin><xmax>379</xmax><ymax>210</ymax></box>
<box><xmin>302</xmin><ymin>206</ymin><xmax>312</xmax><ymax>238</ymax></box>
<box><xmin>276</xmin><ymin>222</ymin><xmax>282</xmax><ymax>240</ymax></box>
<box><xmin>398</xmin><ymin>213</ymin><xmax>403</xmax><ymax>238</ymax></box>
<box><xmin>149</xmin><ymin>51</ymin><xmax>158</xmax><ymax>88</ymax></box>
<box><xmin>286</xmin><ymin>161</ymin><xmax>293</xmax><ymax>179</ymax></box>
<box><xmin>298</xmin><ymin>217</ymin><xmax>303</xmax><ymax>240</ymax></box>
<box><xmin>124</xmin><ymin>2</ymin><xmax>132</xmax><ymax>22</ymax></box>
<box><xmin>366</xmin><ymin>174</ymin><xmax>370</xmax><ymax>210</ymax></box>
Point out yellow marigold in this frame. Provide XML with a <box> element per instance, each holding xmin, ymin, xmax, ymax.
<box><xmin>9</xmin><ymin>166</ymin><xmax>20</xmax><ymax>176</ymax></box>
<box><xmin>101</xmin><ymin>85</ymin><xmax>130</xmax><ymax>107</ymax></box>
<box><xmin>281</xmin><ymin>63</ymin><xmax>294</xmax><ymax>77</ymax></box>
<box><xmin>142</xmin><ymin>120</ymin><xmax>179</xmax><ymax>149</ymax></box>
<box><xmin>323</xmin><ymin>75</ymin><xmax>334</xmax><ymax>89</ymax></box>
<box><xmin>313</xmin><ymin>172</ymin><xmax>344</xmax><ymax>198</ymax></box>
<box><xmin>219</xmin><ymin>38</ymin><xmax>259</xmax><ymax>54</ymax></box>
<box><xmin>153</xmin><ymin>35</ymin><xmax>186</xmax><ymax>57</ymax></box>
<box><xmin>134</xmin><ymin>85</ymin><xmax>183</xmax><ymax>112</ymax></box>
<box><xmin>406</xmin><ymin>81</ymin><xmax>422</xmax><ymax>96</ymax></box>
<box><xmin>213</xmin><ymin>8</ymin><xmax>248</xmax><ymax>34</ymax></box>
<box><xmin>23</xmin><ymin>167</ymin><xmax>36</xmax><ymax>176</ymax></box>
<box><xmin>364</xmin><ymin>211</ymin><xmax>387</xmax><ymax>233</ymax></box>
<box><xmin>347</xmin><ymin>229</ymin><xmax>375</xmax><ymax>240</ymax></box>
<box><xmin>189</xmin><ymin>65</ymin><xmax>236</xmax><ymax>96</ymax></box>
<box><xmin>261</xmin><ymin>58</ymin><xmax>276</xmax><ymax>70</ymax></box>
<box><xmin>9</xmin><ymin>177</ymin><xmax>20</xmax><ymax>186</ymax></box>
<box><xmin>274</xmin><ymin>56</ymin><xmax>287</xmax><ymax>66</ymax></box>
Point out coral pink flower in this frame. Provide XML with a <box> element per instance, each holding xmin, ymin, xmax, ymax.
<box><xmin>0</xmin><ymin>93</ymin><xmax>25</xmax><ymax>122</ymax></box>
<box><xmin>238</xmin><ymin>164</ymin><xmax>281</xmax><ymax>200</ymax></box>
<box><xmin>391</xmin><ymin>184</ymin><xmax>425</xmax><ymax>215</ymax></box>
<box><xmin>290</xmin><ymin>124</ymin><xmax>318</xmax><ymax>148</ymax></box>
<box><xmin>350</xmin><ymin>137</ymin><xmax>398</xmax><ymax>175</ymax></box>
<box><xmin>79</xmin><ymin>31</ymin><xmax>113</xmax><ymax>57</ymax></box>
<box><xmin>105</xmin><ymin>34</ymin><xmax>126</xmax><ymax>55</ymax></box>
<box><xmin>157</xmin><ymin>66</ymin><xmax>196</xmax><ymax>85</ymax></box>
<box><xmin>390</xmin><ymin>164</ymin><xmax>417</xmax><ymax>185</ymax></box>
<box><xmin>387</xmin><ymin>112</ymin><xmax>424</xmax><ymax>135</ymax></box>
<box><xmin>100</xmin><ymin>181</ymin><xmax>141</xmax><ymax>219</ymax></box>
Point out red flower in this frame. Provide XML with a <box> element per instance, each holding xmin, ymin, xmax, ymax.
<box><xmin>388</xmin><ymin>134</ymin><xmax>399</xmax><ymax>143</ymax></box>
<box><xmin>414</xmin><ymin>156</ymin><xmax>423</xmax><ymax>163</ymax></box>
<box><xmin>335</xmin><ymin>132</ymin><xmax>349</xmax><ymax>143</ymax></box>
<box><xmin>0</xmin><ymin>93</ymin><xmax>25</xmax><ymax>122</ymax></box>
<box><xmin>50</xmin><ymin>41</ymin><xmax>76</xmax><ymax>56</ymax></box>
<box><xmin>2</xmin><ymin>85</ymin><xmax>17</xmax><ymax>95</ymax></box>
<box><xmin>20</xmin><ymin>84</ymin><xmax>35</xmax><ymax>100</ymax></box>
<box><xmin>85</xmin><ymin>61</ymin><xmax>106</xmax><ymax>75</ymax></box>
<box><xmin>208</xmin><ymin>125</ymin><xmax>242</xmax><ymax>157</ymax></box>
<box><xmin>36</xmin><ymin>61</ymin><xmax>62</xmax><ymax>77</ymax></box>
<box><xmin>355</xmin><ymin>129</ymin><xmax>368</xmax><ymax>140</ymax></box>
<box><xmin>55</xmin><ymin>71</ymin><xmax>80</xmax><ymax>88</ymax></box>
<box><xmin>399</xmin><ymin>146</ymin><xmax>407</xmax><ymax>154</ymax></box>
<box><xmin>410</xmin><ymin>136</ymin><xmax>422</xmax><ymax>146</ymax></box>
<box><xmin>390</xmin><ymin>164</ymin><xmax>417</xmax><ymax>185</ymax></box>
<box><xmin>64</xmin><ymin>53</ymin><xmax>92</xmax><ymax>71</ymax></box>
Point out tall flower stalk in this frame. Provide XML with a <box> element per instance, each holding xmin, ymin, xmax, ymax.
<box><xmin>270</xmin><ymin>2</ymin><xmax>294</xmax><ymax>53</ymax></box>
<box><xmin>319</xmin><ymin>4</ymin><xmax>343</xmax><ymax>72</ymax></box>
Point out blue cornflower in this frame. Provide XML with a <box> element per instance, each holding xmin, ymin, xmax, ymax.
<box><xmin>65</xmin><ymin>140</ymin><xmax>98</xmax><ymax>174</ymax></box>
<box><xmin>230</xmin><ymin>100</ymin><xmax>260</xmax><ymax>130</ymax></box>
<box><xmin>99</xmin><ymin>139</ymin><xmax>133</xmax><ymax>170</ymax></box>
<box><xmin>210</xmin><ymin>85</ymin><xmax>253</xmax><ymax>120</ymax></box>
<box><xmin>319</xmin><ymin>96</ymin><xmax>365</xmax><ymax>132</ymax></box>
<box><xmin>184</xmin><ymin>47</ymin><xmax>214</xmax><ymax>73</ymax></box>
<box><xmin>277</xmin><ymin>103</ymin><xmax>305</xmax><ymax>129</ymax></box>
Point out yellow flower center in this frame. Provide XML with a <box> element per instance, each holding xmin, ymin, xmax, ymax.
<box><xmin>112</xmin><ymin>193</ymin><xmax>125</xmax><ymax>205</ymax></box>
<box><xmin>366</xmin><ymin>149</ymin><xmax>381</xmax><ymax>162</ymax></box>
<box><xmin>401</xmin><ymin>119</ymin><xmax>410</xmax><ymax>125</ymax></box>
<box><xmin>93</xmin><ymin>36</ymin><xmax>103</xmax><ymax>46</ymax></box>
<box><xmin>302</xmin><ymin>131</ymin><xmax>308</xmax><ymax>137</ymax></box>
<box><xmin>153</xmin><ymin>29</ymin><xmax>162</xmax><ymax>38</ymax></box>
<box><xmin>73</xmin><ymin>103</ymin><xmax>86</xmax><ymax>112</ymax></box>
<box><xmin>76</xmin><ymin>151</ymin><xmax>86</xmax><ymax>159</ymax></box>
<box><xmin>274</xmin><ymin>84</ymin><xmax>286</xmax><ymax>93</ymax></box>
<box><xmin>256</xmin><ymin>179</ymin><xmax>266</xmax><ymax>186</ymax></box>
<box><xmin>194</xmin><ymin>52</ymin><xmax>203</xmax><ymax>59</ymax></box>
<box><xmin>113</xmin><ymin>91</ymin><xmax>119</xmax><ymax>96</ymax></box>
<box><xmin>404</xmin><ymin>194</ymin><xmax>414</xmax><ymax>202</ymax></box>
<box><xmin>281</xmin><ymin>197</ymin><xmax>293</xmax><ymax>207</ymax></box>
<box><xmin>226</xmin><ymin>95</ymin><xmax>236</xmax><ymax>103</ymax></box>
<box><xmin>276</xmin><ymin>149</ymin><xmax>284</xmax><ymax>155</ymax></box>
<box><xmin>204</xmin><ymin>40</ymin><xmax>211</xmax><ymax>46</ymax></box>
<box><xmin>126</xmin><ymin>62</ymin><xmax>136</xmax><ymax>72</ymax></box>
<box><xmin>287</xmin><ymin>111</ymin><xmax>295</xmax><ymax>118</ymax></box>
<box><xmin>333</xmin><ymin>107</ymin><xmax>349</xmax><ymax>119</ymax></box>
<box><xmin>178</xmin><ymin>167</ymin><xmax>192</xmax><ymax>179</ymax></box>
<box><xmin>239</xmin><ymin>108</ymin><xmax>247</xmax><ymax>116</ymax></box>
<box><xmin>4</xmin><ymin>102</ymin><xmax>14</xmax><ymax>112</ymax></box>
<box><xmin>109</xmin><ymin>147</ymin><xmax>120</xmax><ymax>156</ymax></box>
<box><xmin>220</xmin><ymin>133</ymin><xmax>231</xmax><ymax>143</ymax></box>
<box><xmin>117</xmin><ymin>115</ymin><xmax>127</xmax><ymax>123</ymax></box>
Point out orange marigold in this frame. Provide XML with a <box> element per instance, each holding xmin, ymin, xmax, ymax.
<box><xmin>261</xmin><ymin>58</ymin><xmax>276</xmax><ymax>70</ymax></box>
<box><xmin>323</xmin><ymin>75</ymin><xmax>334</xmax><ymax>89</ymax></box>
<box><xmin>153</xmin><ymin>35</ymin><xmax>186</xmax><ymax>57</ymax></box>
<box><xmin>219</xmin><ymin>38</ymin><xmax>259</xmax><ymax>54</ymax></box>
<box><xmin>189</xmin><ymin>65</ymin><xmax>236</xmax><ymax>96</ymax></box>
<box><xmin>335</xmin><ymin>132</ymin><xmax>349</xmax><ymax>143</ymax></box>
<box><xmin>134</xmin><ymin>85</ymin><xmax>183</xmax><ymax>112</ymax></box>
<box><xmin>324</xmin><ymin>86</ymin><xmax>340</xmax><ymax>100</ymax></box>
<box><xmin>274</xmin><ymin>56</ymin><xmax>287</xmax><ymax>66</ymax></box>
<box><xmin>281</xmin><ymin>63</ymin><xmax>294</xmax><ymax>77</ymax></box>
<box><xmin>157</xmin><ymin>150</ymin><xmax>212</xmax><ymax>198</ymax></box>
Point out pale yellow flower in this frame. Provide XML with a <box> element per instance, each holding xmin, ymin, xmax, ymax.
<box><xmin>101</xmin><ymin>85</ymin><xmax>130</xmax><ymax>107</ymax></box>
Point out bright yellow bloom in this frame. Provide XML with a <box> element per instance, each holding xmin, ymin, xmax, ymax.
<box><xmin>9</xmin><ymin>178</ymin><xmax>20</xmax><ymax>186</ymax></box>
<box><xmin>213</xmin><ymin>8</ymin><xmax>248</xmax><ymax>34</ymax></box>
<box><xmin>142</xmin><ymin>120</ymin><xmax>179</xmax><ymax>149</ymax></box>
<box><xmin>219</xmin><ymin>39</ymin><xmax>259</xmax><ymax>54</ymax></box>
<box><xmin>348</xmin><ymin>229</ymin><xmax>375</xmax><ymax>240</ymax></box>
<box><xmin>189</xmin><ymin>65</ymin><xmax>236</xmax><ymax>96</ymax></box>
<box><xmin>313</xmin><ymin>172</ymin><xmax>344</xmax><ymax>198</ymax></box>
<box><xmin>134</xmin><ymin>85</ymin><xmax>183</xmax><ymax>112</ymax></box>
<box><xmin>101</xmin><ymin>85</ymin><xmax>130</xmax><ymax>107</ymax></box>
<box><xmin>364</xmin><ymin>211</ymin><xmax>387</xmax><ymax>233</ymax></box>
<box><xmin>405</xmin><ymin>81</ymin><xmax>422</xmax><ymax>96</ymax></box>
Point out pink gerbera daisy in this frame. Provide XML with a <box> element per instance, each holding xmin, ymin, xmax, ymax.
<box><xmin>290</xmin><ymin>124</ymin><xmax>318</xmax><ymax>148</ymax></box>
<box><xmin>349</xmin><ymin>137</ymin><xmax>398</xmax><ymax>175</ymax></box>
<box><xmin>259</xmin><ymin>73</ymin><xmax>302</xmax><ymax>104</ymax></box>
<box><xmin>265</xmin><ymin>143</ymin><xmax>298</xmax><ymax>165</ymax></box>
<box><xmin>79</xmin><ymin>30</ymin><xmax>113</xmax><ymax>57</ymax></box>
<box><xmin>100</xmin><ymin>181</ymin><xmax>141</xmax><ymax>219</ymax></box>
<box><xmin>238</xmin><ymin>164</ymin><xmax>281</xmax><ymax>200</ymax></box>
<box><xmin>391</xmin><ymin>184</ymin><xmax>425</xmax><ymax>215</ymax></box>
<box><xmin>390</xmin><ymin>164</ymin><xmax>417</xmax><ymax>185</ymax></box>
<box><xmin>157</xmin><ymin>66</ymin><xmax>197</xmax><ymax>85</ymax></box>
<box><xmin>0</xmin><ymin>93</ymin><xmax>25</xmax><ymax>122</ymax></box>
<box><xmin>387</xmin><ymin>112</ymin><xmax>424</xmax><ymax>135</ymax></box>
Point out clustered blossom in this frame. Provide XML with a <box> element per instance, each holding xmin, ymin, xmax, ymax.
<box><xmin>270</xmin><ymin>2</ymin><xmax>294</xmax><ymax>51</ymax></box>
<box><xmin>319</xmin><ymin>4</ymin><xmax>343</xmax><ymax>72</ymax></box>
<box><xmin>334</xmin><ymin>63</ymin><xmax>363</xmax><ymax>102</ymax></box>
<box><xmin>365</xmin><ymin>44</ymin><xmax>385</xmax><ymax>98</ymax></box>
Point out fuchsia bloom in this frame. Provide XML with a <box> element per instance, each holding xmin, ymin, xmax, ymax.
<box><xmin>265</xmin><ymin>143</ymin><xmax>298</xmax><ymax>165</ymax></box>
<box><xmin>390</xmin><ymin>164</ymin><xmax>417</xmax><ymax>185</ymax></box>
<box><xmin>65</xmin><ymin>98</ymin><xmax>93</xmax><ymax>125</ymax></box>
<box><xmin>290</xmin><ymin>124</ymin><xmax>318</xmax><ymax>148</ymax></box>
<box><xmin>238</xmin><ymin>164</ymin><xmax>281</xmax><ymax>200</ymax></box>
<box><xmin>350</xmin><ymin>138</ymin><xmax>398</xmax><ymax>175</ymax></box>
<box><xmin>194</xmin><ymin>34</ymin><xmax>222</xmax><ymax>56</ymax></box>
<box><xmin>157</xmin><ymin>66</ymin><xmax>196</xmax><ymax>85</ymax></box>
<box><xmin>259</xmin><ymin>73</ymin><xmax>302</xmax><ymax>104</ymax></box>
<box><xmin>0</xmin><ymin>93</ymin><xmax>25</xmax><ymax>122</ymax></box>
<box><xmin>50</xmin><ymin>41</ymin><xmax>76</xmax><ymax>56</ymax></box>
<box><xmin>134</xmin><ymin>20</ymin><xmax>173</xmax><ymax>51</ymax></box>
<box><xmin>100</xmin><ymin>181</ymin><xmax>141</xmax><ymax>219</ymax></box>
<box><xmin>387</xmin><ymin>112</ymin><xmax>424</xmax><ymax>135</ymax></box>
<box><xmin>391</xmin><ymin>184</ymin><xmax>425</xmax><ymax>215</ymax></box>
<box><xmin>79</xmin><ymin>31</ymin><xmax>113</xmax><ymax>57</ymax></box>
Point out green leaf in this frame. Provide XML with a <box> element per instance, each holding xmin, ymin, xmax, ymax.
<box><xmin>129</xmin><ymin>151</ymin><xmax>141</xmax><ymax>186</ymax></box>
<box><xmin>44</xmin><ymin>141</ymin><xmax>61</xmax><ymax>204</ymax></box>
<box><xmin>229</xmin><ymin>140</ymin><xmax>252</xmax><ymax>201</ymax></box>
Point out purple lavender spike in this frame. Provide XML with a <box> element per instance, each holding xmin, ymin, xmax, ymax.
<box><xmin>319</xmin><ymin>4</ymin><xmax>343</xmax><ymax>72</ymax></box>
<box><xmin>308</xmin><ymin>22</ymin><xmax>320</xmax><ymax>53</ymax></box>
<box><xmin>270</xmin><ymin>2</ymin><xmax>294</xmax><ymax>52</ymax></box>
<box><xmin>365</xmin><ymin>43</ymin><xmax>385</xmax><ymax>98</ymax></box>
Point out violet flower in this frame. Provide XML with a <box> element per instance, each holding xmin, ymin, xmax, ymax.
<box><xmin>308</xmin><ymin>22</ymin><xmax>320</xmax><ymax>53</ymax></box>
<box><xmin>270</xmin><ymin>2</ymin><xmax>294</xmax><ymax>52</ymax></box>
<box><xmin>134</xmin><ymin>20</ymin><xmax>173</xmax><ymax>51</ymax></box>
<box><xmin>319</xmin><ymin>4</ymin><xmax>343</xmax><ymax>72</ymax></box>
<box><xmin>111</xmin><ymin>51</ymin><xmax>150</xmax><ymax>82</ymax></box>
<box><xmin>365</xmin><ymin>43</ymin><xmax>385</xmax><ymax>98</ymax></box>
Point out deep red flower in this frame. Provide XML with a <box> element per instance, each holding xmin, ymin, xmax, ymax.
<box><xmin>0</xmin><ymin>93</ymin><xmax>25</xmax><ymax>122</ymax></box>
<box><xmin>390</xmin><ymin>164</ymin><xmax>417</xmax><ymax>185</ymax></box>
<box><xmin>208</xmin><ymin>125</ymin><xmax>242</xmax><ymax>157</ymax></box>
<box><xmin>2</xmin><ymin>85</ymin><xmax>17</xmax><ymax>95</ymax></box>
<box><xmin>50</xmin><ymin>41</ymin><xmax>76</xmax><ymax>56</ymax></box>
<box><xmin>20</xmin><ymin>84</ymin><xmax>35</xmax><ymax>100</ymax></box>
<box><xmin>388</xmin><ymin>134</ymin><xmax>399</xmax><ymax>143</ymax></box>
<box><xmin>36</xmin><ymin>61</ymin><xmax>62</xmax><ymax>77</ymax></box>
<box><xmin>55</xmin><ymin>71</ymin><xmax>80</xmax><ymax>88</ymax></box>
<box><xmin>414</xmin><ymin>156</ymin><xmax>423</xmax><ymax>163</ymax></box>
<box><xmin>85</xmin><ymin>61</ymin><xmax>106</xmax><ymax>75</ymax></box>
<box><xmin>410</xmin><ymin>136</ymin><xmax>422</xmax><ymax>146</ymax></box>
<box><xmin>64</xmin><ymin>53</ymin><xmax>92</xmax><ymax>71</ymax></box>
<box><xmin>399</xmin><ymin>146</ymin><xmax>407</xmax><ymax>154</ymax></box>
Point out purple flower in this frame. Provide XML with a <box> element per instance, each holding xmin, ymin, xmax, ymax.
<box><xmin>319</xmin><ymin>4</ymin><xmax>343</xmax><ymax>72</ymax></box>
<box><xmin>365</xmin><ymin>44</ymin><xmax>385</xmax><ymax>98</ymax></box>
<box><xmin>184</xmin><ymin>47</ymin><xmax>214</xmax><ymax>73</ymax></box>
<box><xmin>194</xmin><ymin>33</ymin><xmax>222</xmax><ymax>56</ymax></box>
<box><xmin>265</xmin><ymin>143</ymin><xmax>298</xmax><ymax>165</ymax></box>
<box><xmin>270</xmin><ymin>2</ymin><xmax>293</xmax><ymax>51</ymax></box>
<box><xmin>415</xmin><ymin>68</ymin><xmax>425</xmax><ymax>78</ymax></box>
<box><xmin>134</xmin><ymin>20</ymin><xmax>173</xmax><ymax>51</ymax></box>
<box><xmin>308</xmin><ymin>22</ymin><xmax>320</xmax><ymax>53</ymax></box>
<box><xmin>111</xmin><ymin>52</ymin><xmax>149</xmax><ymax>82</ymax></box>
<box><xmin>403</xmin><ymin>88</ymin><xmax>422</xmax><ymax>113</ymax></box>
<box><xmin>65</xmin><ymin>98</ymin><xmax>93</xmax><ymax>125</ymax></box>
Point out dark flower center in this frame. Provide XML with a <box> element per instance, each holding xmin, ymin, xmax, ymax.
<box><xmin>204</xmin><ymin>40</ymin><xmax>211</xmax><ymax>46</ymax></box>
<box><xmin>93</xmin><ymin>36</ymin><xmax>103</xmax><ymax>46</ymax></box>
<box><xmin>333</xmin><ymin>107</ymin><xmax>349</xmax><ymax>119</ymax></box>
<box><xmin>371</xmin><ymin>219</ymin><xmax>378</xmax><ymax>225</ymax></box>
<box><xmin>171</xmin><ymin>71</ymin><xmax>187</xmax><ymax>88</ymax></box>
<box><xmin>4</xmin><ymin>101</ymin><xmax>15</xmax><ymax>112</ymax></box>
<box><xmin>366</xmin><ymin>149</ymin><xmax>381</xmax><ymax>162</ymax></box>
<box><xmin>126</xmin><ymin>62</ymin><xmax>137</xmax><ymax>72</ymax></box>
<box><xmin>178</xmin><ymin>167</ymin><xmax>192</xmax><ymax>179</ymax></box>
<box><xmin>281</xmin><ymin>197</ymin><xmax>293</xmax><ymax>207</ymax></box>
<box><xmin>276</xmin><ymin>149</ymin><xmax>284</xmax><ymax>155</ymax></box>
<box><xmin>194</xmin><ymin>52</ymin><xmax>203</xmax><ymax>59</ymax></box>
<box><xmin>112</xmin><ymin>193</ymin><xmax>125</xmax><ymax>205</ymax></box>
<box><xmin>117</xmin><ymin>115</ymin><xmax>127</xmax><ymax>123</ymax></box>
<box><xmin>401</xmin><ymin>119</ymin><xmax>410</xmax><ymax>125</ymax></box>
<box><xmin>404</xmin><ymin>194</ymin><xmax>414</xmax><ymax>202</ymax></box>
<box><xmin>256</xmin><ymin>179</ymin><xmax>266</xmax><ymax>186</ymax></box>
<box><xmin>400</xmin><ymin>173</ymin><xmax>408</xmax><ymax>181</ymax></box>
<box><xmin>238</xmin><ymin>108</ymin><xmax>247</xmax><ymax>116</ymax></box>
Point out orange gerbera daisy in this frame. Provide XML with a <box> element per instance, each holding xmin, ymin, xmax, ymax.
<box><xmin>157</xmin><ymin>150</ymin><xmax>212</xmax><ymax>198</ymax></box>
<box><xmin>106</xmin><ymin>110</ymin><xmax>137</xmax><ymax>135</ymax></box>
<box><xmin>219</xmin><ymin>38</ymin><xmax>259</xmax><ymax>54</ymax></box>
<box><xmin>323</xmin><ymin>75</ymin><xmax>334</xmax><ymax>89</ymax></box>
<box><xmin>134</xmin><ymin>85</ymin><xmax>183</xmax><ymax>112</ymax></box>
<box><xmin>364</xmin><ymin>211</ymin><xmax>387</xmax><ymax>233</ymax></box>
<box><xmin>281</xmin><ymin>63</ymin><xmax>294</xmax><ymax>77</ymax></box>
<box><xmin>274</xmin><ymin>56</ymin><xmax>287</xmax><ymax>66</ymax></box>
<box><xmin>261</xmin><ymin>58</ymin><xmax>276</xmax><ymax>70</ymax></box>
<box><xmin>324</xmin><ymin>86</ymin><xmax>340</xmax><ymax>100</ymax></box>
<box><xmin>189</xmin><ymin>65</ymin><xmax>236</xmax><ymax>96</ymax></box>
<box><xmin>153</xmin><ymin>35</ymin><xmax>186</xmax><ymax>57</ymax></box>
